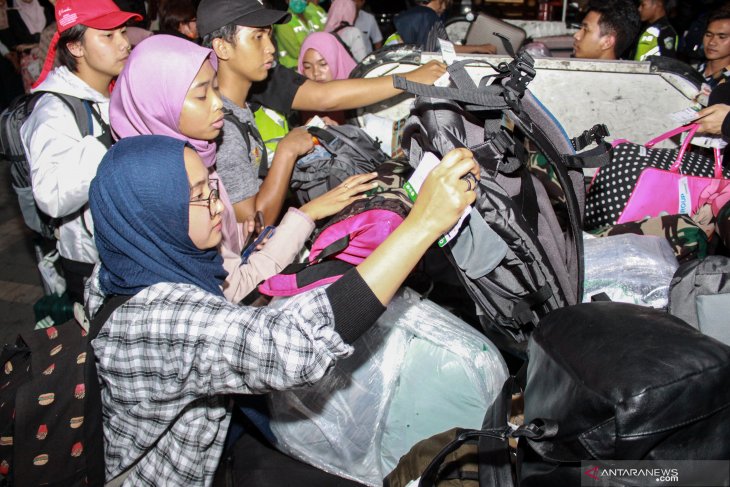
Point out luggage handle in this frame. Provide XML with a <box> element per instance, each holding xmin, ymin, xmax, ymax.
<box><xmin>645</xmin><ymin>124</ymin><xmax>724</xmax><ymax>178</ymax></box>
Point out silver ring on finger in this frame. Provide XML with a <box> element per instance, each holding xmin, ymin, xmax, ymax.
<box><xmin>463</xmin><ymin>173</ymin><xmax>477</xmax><ymax>192</ymax></box>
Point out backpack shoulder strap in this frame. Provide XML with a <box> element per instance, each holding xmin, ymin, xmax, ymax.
<box><xmin>393</xmin><ymin>75</ymin><xmax>510</xmax><ymax>111</ymax></box>
<box><xmin>223</xmin><ymin>110</ymin><xmax>251</xmax><ymax>153</ymax></box>
<box><xmin>34</xmin><ymin>92</ymin><xmax>92</xmax><ymax>137</ymax></box>
<box><xmin>34</xmin><ymin>92</ymin><xmax>113</xmax><ymax>148</ymax></box>
<box><xmin>88</xmin><ymin>294</ymin><xmax>133</xmax><ymax>339</ymax></box>
<box><xmin>84</xmin><ymin>293</ymin><xmax>133</xmax><ymax>486</ymax></box>
<box><xmin>223</xmin><ymin>109</ymin><xmax>269</xmax><ymax>179</ymax></box>
<box><xmin>332</xmin><ymin>20</ymin><xmax>350</xmax><ymax>34</ymax></box>
<box><xmin>331</xmin><ymin>22</ymin><xmax>357</xmax><ymax>60</ymax></box>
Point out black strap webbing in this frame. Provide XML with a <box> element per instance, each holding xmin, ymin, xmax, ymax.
<box><xmin>88</xmin><ymin>294</ymin><xmax>133</xmax><ymax>339</ymax></box>
<box><xmin>276</xmin><ymin>235</ymin><xmax>351</xmax><ymax>276</ymax></box>
<box><xmin>564</xmin><ymin>141</ymin><xmax>613</xmax><ymax>169</ymax></box>
<box><xmin>84</xmin><ymin>293</ymin><xmax>133</xmax><ymax>487</ymax></box>
<box><xmin>223</xmin><ymin>110</ymin><xmax>269</xmax><ymax>179</ymax></box>
<box><xmin>511</xmin><ymin>284</ymin><xmax>553</xmax><ymax>325</ymax></box>
<box><xmin>571</xmin><ymin>123</ymin><xmax>610</xmax><ymax>151</ymax></box>
<box><xmin>393</xmin><ymin>75</ymin><xmax>510</xmax><ymax>111</ymax></box>
<box><xmin>518</xmin><ymin>169</ymin><xmax>540</xmax><ymax>233</ymax></box>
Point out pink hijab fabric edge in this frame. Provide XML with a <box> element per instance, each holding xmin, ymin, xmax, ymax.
<box><xmin>297</xmin><ymin>32</ymin><xmax>356</xmax><ymax>80</ymax></box>
<box><xmin>110</xmin><ymin>35</ymin><xmax>219</xmax><ymax>168</ymax></box>
<box><xmin>324</xmin><ymin>0</ymin><xmax>357</xmax><ymax>32</ymax></box>
<box><xmin>109</xmin><ymin>35</ymin><xmax>244</xmax><ymax>254</ymax></box>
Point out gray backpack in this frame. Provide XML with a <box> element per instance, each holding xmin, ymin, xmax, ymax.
<box><xmin>396</xmin><ymin>53</ymin><xmax>609</xmax><ymax>353</ymax></box>
<box><xmin>289</xmin><ymin>124</ymin><xmax>389</xmax><ymax>205</ymax></box>
<box><xmin>0</xmin><ymin>92</ymin><xmax>111</xmax><ymax>239</ymax></box>
<box><xmin>668</xmin><ymin>256</ymin><xmax>730</xmax><ymax>346</ymax></box>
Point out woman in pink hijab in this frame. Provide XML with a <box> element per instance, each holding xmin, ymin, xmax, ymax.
<box><xmin>110</xmin><ymin>35</ymin><xmax>311</xmax><ymax>302</ymax></box>
<box><xmin>298</xmin><ymin>31</ymin><xmax>356</xmax><ymax>82</ymax></box>
<box><xmin>297</xmin><ymin>31</ymin><xmax>356</xmax><ymax>124</ymax></box>
<box><xmin>110</xmin><ymin>34</ymin><xmax>375</xmax><ymax>302</ymax></box>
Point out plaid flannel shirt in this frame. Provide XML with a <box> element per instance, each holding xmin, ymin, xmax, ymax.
<box><xmin>86</xmin><ymin>270</ymin><xmax>353</xmax><ymax>486</ymax></box>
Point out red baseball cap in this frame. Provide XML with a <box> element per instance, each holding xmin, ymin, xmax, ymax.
<box><xmin>56</xmin><ymin>0</ymin><xmax>142</xmax><ymax>32</ymax></box>
<box><xmin>32</xmin><ymin>0</ymin><xmax>142</xmax><ymax>88</ymax></box>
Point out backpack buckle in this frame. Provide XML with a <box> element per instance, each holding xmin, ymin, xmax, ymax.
<box><xmin>505</xmin><ymin>53</ymin><xmax>536</xmax><ymax>100</ymax></box>
<box><xmin>571</xmin><ymin>124</ymin><xmax>610</xmax><ymax>151</ymax></box>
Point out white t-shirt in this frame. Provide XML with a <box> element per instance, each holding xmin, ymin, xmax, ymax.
<box><xmin>355</xmin><ymin>10</ymin><xmax>383</xmax><ymax>55</ymax></box>
<box><xmin>337</xmin><ymin>25</ymin><xmax>369</xmax><ymax>62</ymax></box>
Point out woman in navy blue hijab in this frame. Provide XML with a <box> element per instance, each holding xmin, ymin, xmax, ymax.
<box><xmin>90</xmin><ymin>135</ymin><xmax>227</xmax><ymax>296</ymax></box>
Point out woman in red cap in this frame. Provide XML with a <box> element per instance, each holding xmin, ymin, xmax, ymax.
<box><xmin>19</xmin><ymin>0</ymin><xmax>141</xmax><ymax>304</ymax></box>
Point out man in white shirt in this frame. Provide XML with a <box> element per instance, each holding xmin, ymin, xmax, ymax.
<box><xmin>354</xmin><ymin>0</ymin><xmax>383</xmax><ymax>55</ymax></box>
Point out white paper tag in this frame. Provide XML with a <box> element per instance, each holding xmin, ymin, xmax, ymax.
<box><xmin>438</xmin><ymin>38</ymin><xmax>457</xmax><ymax>65</ymax></box>
<box><xmin>678</xmin><ymin>177</ymin><xmax>691</xmax><ymax>215</ymax></box>
<box><xmin>305</xmin><ymin>115</ymin><xmax>327</xmax><ymax>129</ymax></box>
<box><xmin>74</xmin><ymin>302</ymin><xmax>90</xmax><ymax>334</ymax></box>
<box><xmin>639</xmin><ymin>146</ymin><xmax>647</xmax><ymax>157</ymax></box>
<box><xmin>403</xmin><ymin>152</ymin><xmax>472</xmax><ymax>247</ymax></box>
<box><xmin>697</xmin><ymin>83</ymin><xmax>712</xmax><ymax>107</ymax></box>
<box><xmin>691</xmin><ymin>135</ymin><xmax>728</xmax><ymax>149</ymax></box>
<box><xmin>434</xmin><ymin>72</ymin><xmax>451</xmax><ymax>87</ymax></box>
<box><xmin>669</xmin><ymin>106</ymin><xmax>701</xmax><ymax>125</ymax></box>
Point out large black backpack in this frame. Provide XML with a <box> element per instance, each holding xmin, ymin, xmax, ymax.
<box><xmin>0</xmin><ymin>92</ymin><xmax>112</xmax><ymax>239</ymax></box>
<box><xmin>395</xmin><ymin>51</ymin><xmax>609</xmax><ymax>353</ymax></box>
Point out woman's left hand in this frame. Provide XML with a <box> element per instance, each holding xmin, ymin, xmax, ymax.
<box><xmin>299</xmin><ymin>172</ymin><xmax>379</xmax><ymax>221</ymax></box>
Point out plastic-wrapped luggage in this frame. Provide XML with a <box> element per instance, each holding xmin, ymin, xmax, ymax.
<box><xmin>267</xmin><ymin>288</ymin><xmax>508</xmax><ymax>486</ymax></box>
<box><xmin>582</xmin><ymin>234</ymin><xmax>679</xmax><ymax>308</ymax></box>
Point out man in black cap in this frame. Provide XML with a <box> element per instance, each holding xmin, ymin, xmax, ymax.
<box><xmin>197</xmin><ymin>0</ymin><xmax>446</xmax><ymax>229</ymax></box>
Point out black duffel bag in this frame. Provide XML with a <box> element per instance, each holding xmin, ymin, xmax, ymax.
<box><xmin>519</xmin><ymin>302</ymin><xmax>730</xmax><ymax>486</ymax></box>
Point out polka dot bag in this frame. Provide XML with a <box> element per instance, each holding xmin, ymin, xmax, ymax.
<box><xmin>584</xmin><ymin>124</ymin><xmax>730</xmax><ymax>231</ymax></box>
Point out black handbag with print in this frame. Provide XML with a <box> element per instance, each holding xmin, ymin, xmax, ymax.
<box><xmin>0</xmin><ymin>295</ymin><xmax>129</xmax><ymax>486</ymax></box>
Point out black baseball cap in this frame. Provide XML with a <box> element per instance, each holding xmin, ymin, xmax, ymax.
<box><xmin>197</xmin><ymin>0</ymin><xmax>291</xmax><ymax>38</ymax></box>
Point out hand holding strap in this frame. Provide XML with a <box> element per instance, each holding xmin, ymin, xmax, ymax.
<box><xmin>645</xmin><ymin>124</ymin><xmax>723</xmax><ymax>176</ymax></box>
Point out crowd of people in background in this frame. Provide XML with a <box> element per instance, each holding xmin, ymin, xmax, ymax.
<box><xmin>5</xmin><ymin>0</ymin><xmax>730</xmax><ymax>109</ymax></box>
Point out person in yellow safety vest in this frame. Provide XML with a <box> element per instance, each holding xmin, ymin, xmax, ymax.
<box><xmin>304</xmin><ymin>1</ymin><xmax>327</xmax><ymax>31</ymax></box>
<box><xmin>384</xmin><ymin>32</ymin><xmax>403</xmax><ymax>46</ymax></box>
<box><xmin>253</xmin><ymin>106</ymin><xmax>290</xmax><ymax>169</ymax></box>
<box><xmin>273</xmin><ymin>0</ymin><xmax>323</xmax><ymax>68</ymax></box>
<box><xmin>633</xmin><ymin>0</ymin><xmax>677</xmax><ymax>61</ymax></box>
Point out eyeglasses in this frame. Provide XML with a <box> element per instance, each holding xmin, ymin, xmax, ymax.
<box><xmin>189</xmin><ymin>178</ymin><xmax>220</xmax><ymax>217</ymax></box>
